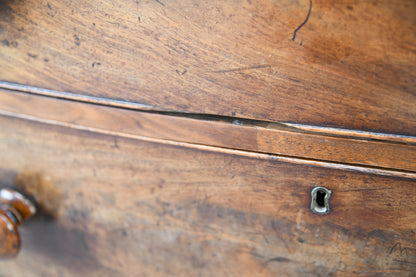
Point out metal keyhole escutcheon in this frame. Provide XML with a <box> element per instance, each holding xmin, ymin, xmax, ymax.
<box><xmin>310</xmin><ymin>186</ymin><xmax>332</xmax><ymax>215</ymax></box>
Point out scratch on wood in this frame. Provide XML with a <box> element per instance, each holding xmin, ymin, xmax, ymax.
<box><xmin>390</xmin><ymin>242</ymin><xmax>403</xmax><ymax>255</ymax></box>
<box><xmin>212</xmin><ymin>64</ymin><xmax>270</xmax><ymax>73</ymax></box>
<box><xmin>292</xmin><ymin>0</ymin><xmax>312</xmax><ymax>41</ymax></box>
<box><xmin>154</xmin><ymin>0</ymin><xmax>165</xmax><ymax>6</ymax></box>
<box><xmin>266</xmin><ymin>256</ymin><xmax>291</xmax><ymax>263</ymax></box>
<box><xmin>247</xmin><ymin>251</ymin><xmax>264</xmax><ymax>259</ymax></box>
<box><xmin>388</xmin><ymin>242</ymin><xmax>415</xmax><ymax>257</ymax></box>
<box><xmin>113</xmin><ymin>137</ymin><xmax>120</xmax><ymax>149</ymax></box>
<box><xmin>393</xmin><ymin>259</ymin><xmax>416</xmax><ymax>265</ymax></box>
<box><xmin>27</xmin><ymin>53</ymin><xmax>38</xmax><ymax>59</ymax></box>
<box><xmin>340</xmin><ymin>188</ymin><xmax>392</xmax><ymax>192</ymax></box>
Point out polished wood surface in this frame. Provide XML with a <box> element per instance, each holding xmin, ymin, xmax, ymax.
<box><xmin>0</xmin><ymin>211</ymin><xmax>20</xmax><ymax>258</ymax></box>
<box><xmin>1</xmin><ymin>0</ymin><xmax>415</xmax><ymax>135</ymax></box>
<box><xmin>0</xmin><ymin>0</ymin><xmax>415</xmax><ymax>275</ymax></box>
<box><xmin>0</xmin><ymin>115</ymin><xmax>415</xmax><ymax>276</ymax></box>
<box><xmin>0</xmin><ymin>88</ymin><xmax>415</xmax><ymax>173</ymax></box>
<box><xmin>0</xmin><ymin>189</ymin><xmax>36</xmax><ymax>258</ymax></box>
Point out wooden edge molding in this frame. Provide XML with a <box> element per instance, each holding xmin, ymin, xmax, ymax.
<box><xmin>280</xmin><ymin>122</ymin><xmax>416</xmax><ymax>144</ymax></box>
<box><xmin>0</xmin><ymin>81</ymin><xmax>155</xmax><ymax>111</ymax></box>
<box><xmin>0</xmin><ymin>87</ymin><xmax>415</xmax><ymax>176</ymax></box>
<box><xmin>2</xmin><ymin>81</ymin><xmax>415</xmax><ymax>144</ymax></box>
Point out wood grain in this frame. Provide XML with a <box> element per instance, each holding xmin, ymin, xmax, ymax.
<box><xmin>0</xmin><ymin>115</ymin><xmax>414</xmax><ymax>276</ymax></box>
<box><xmin>1</xmin><ymin>0</ymin><xmax>415</xmax><ymax>135</ymax></box>
<box><xmin>0</xmin><ymin>88</ymin><xmax>415</xmax><ymax>173</ymax></box>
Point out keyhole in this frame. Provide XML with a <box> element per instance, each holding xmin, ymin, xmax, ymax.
<box><xmin>316</xmin><ymin>190</ymin><xmax>326</xmax><ymax>208</ymax></box>
<box><xmin>310</xmin><ymin>187</ymin><xmax>332</xmax><ymax>215</ymax></box>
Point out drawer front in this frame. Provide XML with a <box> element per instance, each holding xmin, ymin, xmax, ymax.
<box><xmin>1</xmin><ymin>0</ymin><xmax>416</xmax><ymax>134</ymax></box>
<box><xmin>0</xmin><ymin>115</ymin><xmax>415</xmax><ymax>276</ymax></box>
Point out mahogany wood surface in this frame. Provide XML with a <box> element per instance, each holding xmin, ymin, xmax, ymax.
<box><xmin>0</xmin><ymin>211</ymin><xmax>20</xmax><ymax>259</ymax></box>
<box><xmin>0</xmin><ymin>0</ymin><xmax>415</xmax><ymax>275</ymax></box>
<box><xmin>0</xmin><ymin>115</ymin><xmax>415</xmax><ymax>276</ymax></box>
<box><xmin>1</xmin><ymin>0</ymin><xmax>415</xmax><ymax>135</ymax></box>
<box><xmin>0</xmin><ymin>88</ymin><xmax>415</xmax><ymax>173</ymax></box>
<box><xmin>0</xmin><ymin>189</ymin><xmax>37</xmax><ymax>258</ymax></box>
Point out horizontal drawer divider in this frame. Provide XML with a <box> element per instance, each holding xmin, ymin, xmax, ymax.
<box><xmin>0</xmin><ymin>85</ymin><xmax>415</xmax><ymax>176</ymax></box>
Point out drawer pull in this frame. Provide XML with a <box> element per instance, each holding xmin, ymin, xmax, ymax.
<box><xmin>310</xmin><ymin>186</ymin><xmax>332</xmax><ymax>215</ymax></box>
<box><xmin>0</xmin><ymin>188</ymin><xmax>36</xmax><ymax>258</ymax></box>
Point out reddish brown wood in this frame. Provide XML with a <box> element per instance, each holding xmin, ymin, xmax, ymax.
<box><xmin>0</xmin><ymin>0</ymin><xmax>415</xmax><ymax>135</ymax></box>
<box><xmin>0</xmin><ymin>189</ymin><xmax>36</xmax><ymax>258</ymax></box>
<box><xmin>15</xmin><ymin>171</ymin><xmax>63</xmax><ymax>219</ymax></box>
<box><xmin>0</xmin><ymin>115</ymin><xmax>414</xmax><ymax>275</ymax></box>
<box><xmin>0</xmin><ymin>211</ymin><xmax>20</xmax><ymax>258</ymax></box>
<box><xmin>0</xmin><ymin>89</ymin><xmax>414</xmax><ymax>173</ymax></box>
<box><xmin>0</xmin><ymin>0</ymin><xmax>415</xmax><ymax>275</ymax></box>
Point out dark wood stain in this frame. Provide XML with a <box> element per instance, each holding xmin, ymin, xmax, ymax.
<box><xmin>15</xmin><ymin>171</ymin><xmax>63</xmax><ymax>219</ymax></box>
<box><xmin>22</xmin><ymin>215</ymin><xmax>106</xmax><ymax>275</ymax></box>
<box><xmin>0</xmin><ymin>116</ymin><xmax>414</xmax><ymax>275</ymax></box>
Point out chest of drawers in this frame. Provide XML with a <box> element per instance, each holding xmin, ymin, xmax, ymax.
<box><xmin>0</xmin><ymin>0</ymin><xmax>415</xmax><ymax>276</ymax></box>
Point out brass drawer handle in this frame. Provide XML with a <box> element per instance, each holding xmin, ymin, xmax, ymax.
<box><xmin>0</xmin><ymin>188</ymin><xmax>36</xmax><ymax>258</ymax></box>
